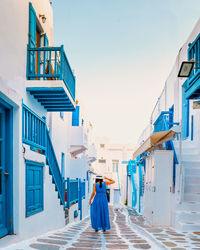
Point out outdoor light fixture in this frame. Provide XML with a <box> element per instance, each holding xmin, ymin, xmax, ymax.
<box><xmin>39</xmin><ymin>14</ymin><xmax>47</xmax><ymax>23</ymax></box>
<box><xmin>178</xmin><ymin>61</ymin><xmax>194</xmax><ymax>77</ymax></box>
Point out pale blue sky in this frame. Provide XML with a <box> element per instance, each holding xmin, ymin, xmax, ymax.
<box><xmin>53</xmin><ymin>0</ymin><xmax>200</xmax><ymax>144</ymax></box>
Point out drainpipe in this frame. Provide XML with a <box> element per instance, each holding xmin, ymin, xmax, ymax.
<box><xmin>178</xmin><ymin>120</ymin><xmax>183</xmax><ymax>204</ymax></box>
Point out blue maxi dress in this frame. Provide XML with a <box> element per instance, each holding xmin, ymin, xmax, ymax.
<box><xmin>90</xmin><ymin>182</ymin><xmax>110</xmax><ymax>230</ymax></box>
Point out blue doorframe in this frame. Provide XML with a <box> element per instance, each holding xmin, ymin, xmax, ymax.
<box><xmin>182</xmin><ymin>86</ymin><xmax>190</xmax><ymax>139</ymax></box>
<box><xmin>0</xmin><ymin>98</ymin><xmax>13</xmax><ymax>238</ymax></box>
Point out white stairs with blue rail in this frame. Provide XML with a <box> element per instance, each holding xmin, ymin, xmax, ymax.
<box><xmin>174</xmin><ymin>144</ymin><xmax>200</xmax><ymax>231</ymax></box>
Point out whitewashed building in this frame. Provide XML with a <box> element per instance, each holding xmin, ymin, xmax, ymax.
<box><xmin>0</xmin><ymin>0</ymin><xmax>96</xmax><ymax>247</ymax></box>
<box><xmin>130</xmin><ymin>18</ymin><xmax>200</xmax><ymax>231</ymax></box>
<box><xmin>94</xmin><ymin>137</ymin><xmax>135</xmax><ymax>206</ymax></box>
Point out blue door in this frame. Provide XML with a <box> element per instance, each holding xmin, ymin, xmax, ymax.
<box><xmin>0</xmin><ymin>105</ymin><xmax>8</xmax><ymax>238</ymax></box>
<box><xmin>114</xmin><ymin>189</ymin><xmax>120</xmax><ymax>204</ymax></box>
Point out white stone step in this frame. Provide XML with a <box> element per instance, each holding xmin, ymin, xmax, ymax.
<box><xmin>184</xmin><ymin>183</ymin><xmax>200</xmax><ymax>193</ymax></box>
<box><xmin>184</xmin><ymin>166</ymin><xmax>200</xmax><ymax>175</ymax></box>
<box><xmin>184</xmin><ymin>193</ymin><xmax>200</xmax><ymax>202</ymax></box>
<box><xmin>175</xmin><ymin>210</ymin><xmax>200</xmax><ymax>222</ymax></box>
<box><xmin>185</xmin><ymin>175</ymin><xmax>200</xmax><ymax>184</ymax></box>
<box><xmin>177</xmin><ymin>221</ymin><xmax>200</xmax><ymax>231</ymax></box>
<box><xmin>176</xmin><ymin>201</ymin><xmax>200</xmax><ymax>212</ymax></box>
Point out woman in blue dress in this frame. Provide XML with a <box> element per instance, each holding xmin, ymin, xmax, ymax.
<box><xmin>89</xmin><ymin>176</ymin><xmax>115</xmax><ymax>232</ymax></box>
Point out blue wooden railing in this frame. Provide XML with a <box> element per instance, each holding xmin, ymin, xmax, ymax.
<box><xmin>183</xmin><ymin>34</ymin><xmax>200</xmax><ymax>92</ymax></box>
<box><xmin>81</xmin><ymin>180</ymin><xmax>86</xmax><ymax>199</ymax></box>
<box><xmin>27</xmin><ymin>45</ymin><xmax>76</xmax><ymax>100</ymax></box>
<box><xmin>188</xmin><ymin>34</ymin><xmax>200</xmax><ymax>79</ymax></box>
<box><xmin>66</xmin><ymin>178</ymin><xmax>79</xmax><ymax>208</ymax></box>
<box><xmin>46</xmin><ymin>128</ymin><xmax>65</xmax><ymax>206</ymax></box>
<box><xmin>22</xmin><ymin>103</ymin><xmax>65</xmax><ymax>206</ymax></box>
<box><xmin>22</xmin><ymin>104</ymin><xmax>46</xmax><ymax>151</ymax></box>
<box><xmin>78</xmin><ymin>179</ymin><xmax>86</xmax><ymax>220</ymax></box>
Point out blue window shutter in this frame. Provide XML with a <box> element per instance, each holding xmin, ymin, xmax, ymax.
<box><xmin>26</xmin><ymin>161</ymin><xmax>44</xmax><ymax>217</ymax></box>
<box><xmin>72</xmin><ymin>106</ymin><xmax>80</xmax><ymax>126</ymax></box>
<box><xmin>182</xmin><ymin>86</ymin><xmax>190</xmax><ymax>139</ymax></box>
<box><xmin>29</xmin><ymin>3</ymin><xmax>36</xmax><ymax>48</ymax></box>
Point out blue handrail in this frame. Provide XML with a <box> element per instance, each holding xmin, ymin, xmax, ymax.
<box><xmin>27</xmin><ymin>45</ymin><xmax>76</xmax><ymax>100</ymax></box>
<box><xmin>46</xmin><ymin>128</ymin><xmax>65</xmax><ymax>205</ymax></box>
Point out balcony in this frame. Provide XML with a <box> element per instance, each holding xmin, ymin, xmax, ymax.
<box><xmin>183</xmin><ymin>34</ymin><xmax>200</xmax><ymax>99</ymax></box>
<box><xmin>183</xmin><ymin>70</ymin><xmax>200</xmax><ymax>99</ymax></box>
<box><xmin>69</xmin><ymin>127</ymin><xmax>88</xmax><ymax>156</ymax></box>
<box><xmin>26</xmin><ymin>45</ymin><xmax>76</xmax><ymax>111</ymax></box>
<box><xmin>87</xmin><ymin>143</ymin><xmax>97</xmax><ymax>163</ymax></box>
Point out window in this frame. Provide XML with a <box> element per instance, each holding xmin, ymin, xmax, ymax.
<box><xmin>112</xmin><ymin>161</ymin><xmax>119</xmax><ymax>172</ymax></box>
<box><xmin>60</xmin><ymin>112</ymin><xmax>64</xmax><ymax>120</ymax></box>
<box><xmin>26</xmin><ymin>160</ymin><xmax>44</xmax><ymax>217</ymax></box>
<box><xmin>98</xmin><ymin>159</ymin><xmax>106</xmax><ymax>163</ymax></box>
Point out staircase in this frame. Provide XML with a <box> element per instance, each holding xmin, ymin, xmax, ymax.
<box><xmin>46</xmin><ymin>128</ymin><xmax>65</xmax><ymax>206</ymax></box>
<box><xmin>174</xmin><ymin>148</ymin><xmax>200</xmax><ymax>231</ymax></box>
<box><xmin>22</xmin><ymin>104</ymin><xmax>65</xmax><ymax>208</ymax></box>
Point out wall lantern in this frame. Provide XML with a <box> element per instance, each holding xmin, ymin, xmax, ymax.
<box><xmin>39</xmin><ymin>14</ymin><xmax>47</xmax><ymax>24</ymax></box>
<box><xmin>178</xmin><ymin>61</ymin><xmax>194</xmax><ymax>77</ymax></box>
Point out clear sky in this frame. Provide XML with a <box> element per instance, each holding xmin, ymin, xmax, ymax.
<box><xmin>52</xmin><ymin>0</ymin><xmax>200</xmax><ymax>144</ymax></box>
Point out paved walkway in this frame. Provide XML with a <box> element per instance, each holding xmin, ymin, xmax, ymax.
<box><xmin>3</xmin><ymin>206</ymin><xmax>160</xmax><ymax>250</ymax></box>
<box><xmin>4</xmin><ymin>206</ymin><xmax>200</xmax><ymax>250</ymax></box>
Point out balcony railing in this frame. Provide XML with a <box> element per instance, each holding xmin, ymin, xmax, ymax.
<box><xmin>66</xmin><ymin>178</ymin><xmax>79</xmax><ymax>208</ymax></box>
<box><xmin>27</xmin><ymin>45</ymin><xmax>75</xmax><ymax>100</ymax></box>
<box><xmin>183</xmin><ymin>34</ymin><xmax>200</xmax><ymax>98</ymax></box>
<box><xmin>22</xmin><ymin>103</ymin><xmax>65</xmax><ymax>206</ymax></box>
<box><xmin>22</xmin><ymin>103</ymin><xmax>46</xmax><ymax>151</ymax></box>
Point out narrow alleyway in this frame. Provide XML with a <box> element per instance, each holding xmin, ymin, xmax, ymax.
<box><xmin>3</xmin><ymin>206</ymin><xmax>159</xmax><ymax>250</ymax></box>
<box><xmin>3</xmin><ymin>206</ymin><xmax>200</xmax><ymax>250</ymax></box>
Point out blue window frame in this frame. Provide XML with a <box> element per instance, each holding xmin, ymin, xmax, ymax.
<box><xmin>26</xmin><ymin>160</ymin><xmax>44</xmax><ymax>217</ymax></box>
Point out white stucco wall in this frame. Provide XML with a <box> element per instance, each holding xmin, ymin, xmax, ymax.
<box><xmin>0</xmin><ymin>0</ymin><xmax>69</xmax><ymax>243</ymax></box>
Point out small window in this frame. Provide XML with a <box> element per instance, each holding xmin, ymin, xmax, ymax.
<box><xmin>26</xmin><ymin>160</ymin><xmax>44</xmax><ymax>217</ymax></box>
<box><xmin>112</xmin><ymin>161</ymin><xmax>119</xmax><ymax>172</ymax></box>
<box><xmin>60</xmin><ymin>112</ymin><xmax>64</xmax><ymax>120</ymax></box>
<box><xmin>98</xmin><ymin>159</ymin><xmax>106</xmax><ymax>163</ymax></box>
<box><xmin>100</xmin><ymin>144</ymin><xmax>105</xmax><ymax>148</ymax></box>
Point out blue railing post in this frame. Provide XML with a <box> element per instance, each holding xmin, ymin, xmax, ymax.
<box><xmin>78</xmin><ymin>178</ymin><xmax>82</xmax><ymax>220</ymax></box>
<box><xmin>60</xmin><ymin>45</ymin><xmax>64</xmax><ymax>80</ymax></box>
<box><xmin>67</xmin><ymin>178</ymin><xmax>70</xmax><ymax>208</ymax></box>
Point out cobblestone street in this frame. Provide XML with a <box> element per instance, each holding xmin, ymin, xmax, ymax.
<box><xmin>3</xmin><ymin>206</ymin><xmax>200</xmax><ymax>250</ymax></box>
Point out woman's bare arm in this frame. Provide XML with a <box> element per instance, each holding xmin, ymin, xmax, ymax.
<box><xmin>104</xmin><ymin>176</ymin><xmax>115</xmax><ymax>185</ymax></box>
<box><xmin>89</xmin><ymin>184</ymin><xmax>96</xmax><ymax>205</ymax></box>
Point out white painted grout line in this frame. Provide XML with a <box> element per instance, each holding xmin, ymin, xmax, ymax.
<box><xmin>123</xmin><ymin>207</ymin><xmax>166</xmax><ymax>250</ymax></box>
<box><xmin>113</xmin><ymin>207</ymin><xmax>134</xmax><ymax>250</ymax></box>
<box><xmin>100</xmin><ymin>231</ymin><xmax>106</xmax><ymax>250</ymax></box>
<box><xmin>3</xmin><ymin>217</ymin><xmax>90</xmax><ymax>250</ymax></box>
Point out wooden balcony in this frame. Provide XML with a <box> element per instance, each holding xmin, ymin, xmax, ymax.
<box><xmin>26</xmin><ymin>45</ymin><xmax>76</xmax><ymax>111</ymax></box>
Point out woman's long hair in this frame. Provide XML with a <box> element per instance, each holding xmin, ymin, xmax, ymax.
<box><xmin>96</xmin><ymin>177</ymin><xmax>103</xmax><ymax>188</ymax></box>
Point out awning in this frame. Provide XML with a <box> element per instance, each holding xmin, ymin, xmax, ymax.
<box><xmin>133</xmin><ymin>130</ymin><xmax>176</xmax><ymax>159</ymax></box>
